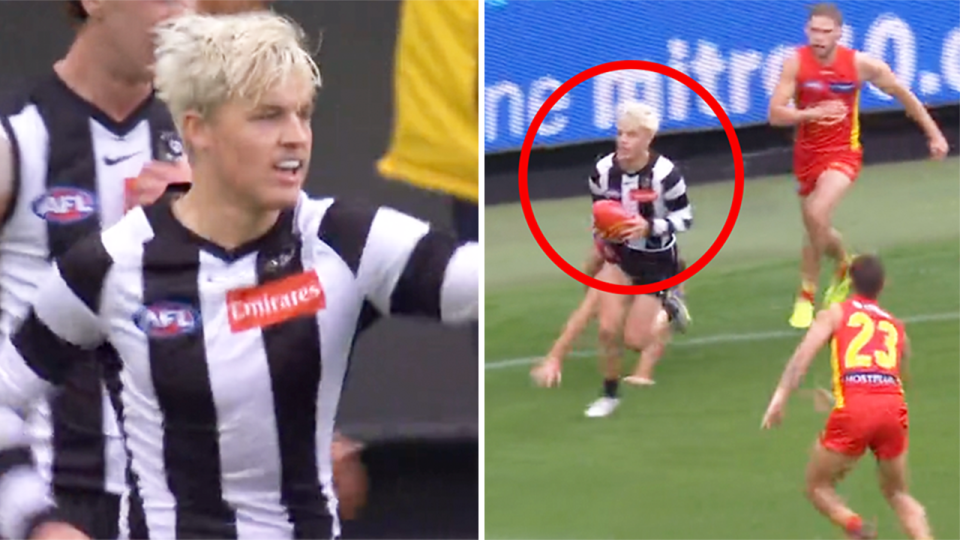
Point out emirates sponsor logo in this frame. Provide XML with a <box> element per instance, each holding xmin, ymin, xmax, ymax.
<box><xmin>226</xmin><ymin>271</ymin><xmax>325</xmax><ymax>333</ymax></box>
<box><xmin>629</xmin><ymin>188</ymin><xmax>658</xmax><ymax>202</ymax></box>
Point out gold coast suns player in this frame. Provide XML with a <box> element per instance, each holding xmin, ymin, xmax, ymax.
<box><xmin>768</xmin><ymin>3</ymin><xmax>948</xmax><ymax>329</ymax></box>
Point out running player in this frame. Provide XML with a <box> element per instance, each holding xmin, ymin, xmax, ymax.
<box><xmin>768</xmin><ymin>3</ymin><xmax>949</xmax><ymax>329</ymax></box>
<box><xmin>580</xmin><ymin>101</ymin><xmax>692</xmax><ymax>418</ymax></box>
<box><xmin>761</xmin><ymin>254</ymin><xmax>932</xmax><ymax>540</ymax></box>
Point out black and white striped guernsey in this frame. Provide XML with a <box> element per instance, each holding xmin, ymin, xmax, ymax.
<box><xmin>0</xmin><ymin>190</ymin><xmax>479</xmax><ymax>539</ymax></box>
<box><xmin>588</xmin><ymin>151</ymin><xmax>693</xmax><ymax>251</ymax></box>
<box><xmin>0</xmin><ymin>71</ymin><xmax>183</xmax><ymax>499</ymax></box>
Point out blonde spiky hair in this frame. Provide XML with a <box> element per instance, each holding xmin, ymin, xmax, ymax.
<box><xmin>616</xmin><ymin>100</ymin><xmax>660</xmax><ymax>135</ymax></box>
<box><xmin>153</xmin><ymin>10</ymin><xmax>322</xmax><ymax>133</ymax></box>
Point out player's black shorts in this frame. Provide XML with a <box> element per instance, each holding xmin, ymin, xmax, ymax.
<box><xmin>613</xmin><ymin>243</ymin><xmax>680</xmax><ymax>296</ymax></box>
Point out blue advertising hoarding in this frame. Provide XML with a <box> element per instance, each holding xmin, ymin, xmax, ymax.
<box><xmin>484</xmin><ymin>0</ymin><xmax>960</xmax><ymax>153</ymax></box>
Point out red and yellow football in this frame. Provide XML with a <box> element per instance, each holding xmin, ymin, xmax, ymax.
<box><xmin>592</xmin><ymin>200</ymin><xmax>634</xmax><ymax>237</ymax></box>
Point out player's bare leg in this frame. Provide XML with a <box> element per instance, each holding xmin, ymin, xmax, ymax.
<box><xmin>620</xmin><ymin>294</ymin><xmax>664</xmax><ymax>385</ymax></box>
<box><xmin>805</xmin><ymin>170</ymin><xmax>854</xmax><ymax>301</ymax></box>
<box><xmin>622</xmin><ymin>294</ymin><xmax>662</xmax><ymax>351</ymax></box>
<box><xmin>551</xmin><ymin>264</ymin><xmax>622</xmax><ymax>362</ymax></box>
<box><xmin>877</xmin><ymin>452</ymin><xmax>933</xmax><ymax>540</ymax></box>
<box><xmin>531</xmin><ymin>264</ymin><xmax>626</xmax><ymax>387</ymax></box>
<box><xmin>587</xmin><ymin>290</ymin><xmax>629</xmax><ymax>417</ymax></box>
<box><xmin>791</xmin><ymin>234</ymin><xmax>820</xmax><ymax>328</ymax></box>
<box><xmin>805</xmin><ymin>441</ymin><xmax>876</xmax><ymax>539</ymax></box>
<box><xmin>625</xmin><ymin>279</ymin><xmax>684</xmax><ymax>384</ymax></box>
<box><xmin>792</xmin><ymin>170</ymin><xmax>854</xmax><ymax>327</ymax></box>
<box><xmin>624</xmin><ymin>308</ymin><xmax>670</xmax><ymax>386</ymax></box>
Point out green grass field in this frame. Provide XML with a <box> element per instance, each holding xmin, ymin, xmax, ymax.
<box><xmin>484</xmin><ymin>158</ymin><xmax>960</xmax><ymax>540</ymax></box>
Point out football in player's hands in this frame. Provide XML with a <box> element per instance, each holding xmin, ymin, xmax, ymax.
<box><xmin>592</xmin><ymin>200</ymin><xmax>633</xmax><ymax>239</ymax></box>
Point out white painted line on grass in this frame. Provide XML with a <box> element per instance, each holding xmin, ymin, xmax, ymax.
<box><xmin>485</xmin><ymin>311</ymin><xmax>959</xmax><ymax>371</ymax></box>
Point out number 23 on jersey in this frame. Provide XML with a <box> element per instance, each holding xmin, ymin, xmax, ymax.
<box><xmin>842</xmin><ymin>311</ymin><xmax>901</xmax><ymax>370</ymax></box>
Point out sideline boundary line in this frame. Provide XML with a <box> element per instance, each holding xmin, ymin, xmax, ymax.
<box><xmin>485</xmin><ymin>311</ymin><xmax>959</xmax><ymax>371</ymax></box>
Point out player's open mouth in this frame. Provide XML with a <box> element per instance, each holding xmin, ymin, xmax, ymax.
<box><xmin>274</xmin><ymin>159</ymin><xmax>304</xmax><ymax>175</ymax></box>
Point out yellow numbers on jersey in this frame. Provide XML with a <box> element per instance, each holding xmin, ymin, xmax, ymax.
<box><xmin>843</xmin><ymin>311</ymin><xmax>899</xmax><ymax>370</ymax></box>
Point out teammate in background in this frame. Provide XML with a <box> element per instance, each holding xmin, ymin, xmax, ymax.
<box><xmin>768</xmin><ymin>2</ymin><xmax>949</xmax><ymax>329</ymax></box>
<box><xmin>530</xmin><ymin>250</ymin><xmax>689</xmax><ymax>388</ymax></box>
<box><xmin>0</xmin><ymin>10</ymin><xmax>478</xmax><ymax>540</ymax></box>
<box><xmin>0</xmin><ymin>2</ymin><xmax>195</xmax><ymax>538</ymax></box>
<box><xmin>579</xmin><ymin>101</ymin><xmax>692</xmax><ymax>418</ymax></box>
<box><xmin>762</xmin><ymin>255</ymin><xmax>932</xmax><ymax>540</ymax></box>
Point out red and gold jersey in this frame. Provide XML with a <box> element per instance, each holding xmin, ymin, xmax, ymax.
<box><xmin>794</xmin><ymin>45</ymin><xmax>863</xmax><ymax>154</ymax></box>
<box><xmin>829</xmin><ymin>296</ymin><xmax>906</xmax><ymax>408</ymax></box>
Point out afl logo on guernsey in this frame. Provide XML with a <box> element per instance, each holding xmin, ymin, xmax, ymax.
<box><xmin>31</xmin><ymin>188</ymin><xmax>98</xmax><ymax>223</ymax></box>
<box><xmin>133</xmin><ymin>302</ymin><xmax>201</xmax><ymax>338</ymax></box>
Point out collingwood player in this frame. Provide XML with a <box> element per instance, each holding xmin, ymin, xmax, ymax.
<box><xmin>0</xmin><ymin>1</ymin><xmax>195</xmax><ymax>538</ymax></box>
<box><xmin>0</xmin><ymin>10</ymin><xmax>478</xmax><ymax>540</ymax></box>
<box><xmin>584</xmin><ymin>101</ymin><xmax>692</xmax><ymax>418</ymax></box>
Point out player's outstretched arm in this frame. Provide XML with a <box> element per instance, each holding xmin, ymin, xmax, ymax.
<box><xmin>0</xmin><ymin>238</ymin><xmax>110</xmax><ymax>540</ymax></box>
<box><xmin>856</xmin><ymin>53</ymin><xmax>949</xmax><ymax>159</ymax></box>
<box><xmin>777</xmin><ymin>306</ymin><xmax>840</xmax><ymax>394</ymax></box>
<box><xmin>318</xmin><ymin>200</ymin><xmax>477</xmax><ymax>325</ymax></box>
<box><xmin>762</xmin><ymin>305</ymin><xmax>840</xmax><ymax>428</ymax></box>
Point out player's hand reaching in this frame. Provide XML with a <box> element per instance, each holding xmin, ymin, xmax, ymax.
<box><xmin>531</xmin><ymin>356</ymin><xmax>562</xmax><ymax>387</ymax></box>
<box><xmin>928</xmin><ymin>131</ymin><xmax>948</xmax><ymax>161</ymax></box>
<box><xmin>126</xmin><ymin>160</ymin><xmax>192</xmax><ymax>211</ymax></box>
<box><xmin>760</xmin><ymin>391</ymin><xmax>788</xmax><ymax>429</ymax></box>
<box><xmin>618</xmin><ymin>216</ymin><xmax>649</xmax><ymax>241</ymax></box>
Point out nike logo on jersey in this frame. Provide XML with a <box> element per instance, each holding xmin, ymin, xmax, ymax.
<box><xmin>103</xmin><ymin>151</ymin><xmax>143</xmax><ymax>166</ymax></box>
